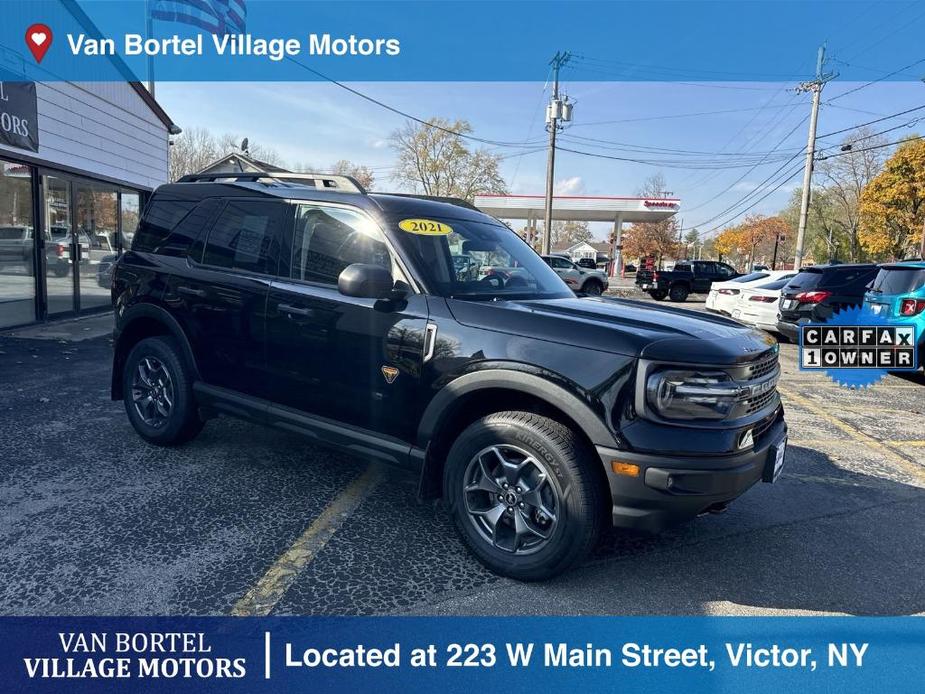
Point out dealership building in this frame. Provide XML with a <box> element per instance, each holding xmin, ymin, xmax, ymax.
<box><xmin>0</xmin><ymin>5</ymin><xmax>176</xmax><ymax>329</ymax></box>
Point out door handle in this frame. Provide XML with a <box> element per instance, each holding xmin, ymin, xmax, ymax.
<box><xmin>278</xmin><ymin>303</ymin><xmax>314</xmax><ymax>318</ymax></box>
<box><xmin>177</xmin><ymin>286</ymin><xmax>207</xmax><ymax>298</ymax></box>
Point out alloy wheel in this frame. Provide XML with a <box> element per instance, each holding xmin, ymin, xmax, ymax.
<box><xmin>462</xmin><ymin>444</ymin><xmax>559</xmax><ymax>554</ymax></box>
<box><xmin>131</xmin><ymin>356</ymin><xmax>174</xmax><ymax>428</ymax></box>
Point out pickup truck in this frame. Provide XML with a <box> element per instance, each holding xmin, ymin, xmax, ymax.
<box><xmin>636</xmin><ymin>260</ymin><xmax>740</xmax><ymax>302</ymax></box>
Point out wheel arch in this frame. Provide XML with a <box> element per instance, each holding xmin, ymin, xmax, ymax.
<box><xmin>416</xmin><ymin>369</ymin><xmax>613</xmax><ymax>500</ymax></box>
<box><xmin>111</xmin><ymin>304</ymin><xmax>199</xmax><ymax>400</ymax></box>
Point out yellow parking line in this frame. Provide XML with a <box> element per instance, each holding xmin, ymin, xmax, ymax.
<box><xmin>778</xmin><ymin>386</ymin><xmax>925</xmax><ymax>483</ymax></box>
<box><xmin>889</xmin><ymin>440</ymin><xmax>925</xmax><ymax>447</ymax></box>
<box><xmin>231</xmin><ymin>464</ymin><xmax>384</xmax><ymax>617</ymax></box>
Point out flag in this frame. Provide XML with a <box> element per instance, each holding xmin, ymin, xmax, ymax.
<box><xmin>151</xmin><ymin>0</ymin><xmax>247</xmax><ymax>35</ymax></box>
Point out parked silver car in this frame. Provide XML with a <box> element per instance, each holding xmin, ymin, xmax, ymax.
<box><xmin>542</xmin><ymin>255</ymin><xmax>609</xmax><ymax>295</ymax></box>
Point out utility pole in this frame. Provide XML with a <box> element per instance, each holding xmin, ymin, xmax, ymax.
<box><xmin>542</xmin><ymin>51</ymin><xmax>572</xmax><ymax>255</ymax></box>
<box><xmin>793</xmin><ymin>45</ymin><xmax>836</xmax><ymax>270</ymax></box>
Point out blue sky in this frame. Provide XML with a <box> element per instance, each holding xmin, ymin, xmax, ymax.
<box><xmin>156</xmin><ymin>78</ymin><xmax>925</xmax><ymax>241</ymax></box>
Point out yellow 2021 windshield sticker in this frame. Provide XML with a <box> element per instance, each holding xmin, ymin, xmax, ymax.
<box><xmin>398</xmin><ymin>218</ymin><xmax>453</xmax><ymax>236</ymax></box>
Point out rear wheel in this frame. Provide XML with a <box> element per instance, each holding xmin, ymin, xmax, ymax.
<box><xmin>669</xmin><ymin>284</ymin><xmax>689</xmax><ymax>302</ymax></box>
<box><xmin>122</xmin><ymin>336</ymin><xmax>203</xmax><ymax>446</ymax></box>
<box><xmin>444</xmin><ymin>411</ymin><xmax>605</xmax><ymax>581</ymax></box>
<box><xmin>649</xmin><ymin>289</ymin><xmax>668</xmax><ymax>301</ymax></box>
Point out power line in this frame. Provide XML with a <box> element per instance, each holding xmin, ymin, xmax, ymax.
<box><xmin>568</xmin><ymin>102</ymin><xmax>807</xmax><ymax>128</ymax></box>
<box><xmin>282</xmin><ymin>55</ymin><xmax>543</xmax><ymax>150</ymax></box>
<box><xmin>827</xmin><ymin>57</ymin><xmax>925</xmax><ymax>103</ymax></box>
<box><xmin>816</xmin><ymin>103</ymin><xmax>925</xmax><ymax>139</ymax></box>
<box><xmin>816</xmin><ymin>134</ymin><xmax>924</xmax><ymax>161</ymax></box>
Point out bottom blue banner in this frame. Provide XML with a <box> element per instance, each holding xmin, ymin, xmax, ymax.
<box><xmin>2</xmin><ymin>617</ymin><xmax>922</xmax><ymax>692</ymax></box>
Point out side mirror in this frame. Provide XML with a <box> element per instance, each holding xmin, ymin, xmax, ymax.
<box><xmin>337</xmin><ymin>263</ymin><xmax>395</xmax><ymax>299</ymax></box>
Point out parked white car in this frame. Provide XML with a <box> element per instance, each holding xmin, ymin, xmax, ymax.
<box><xmin>706</xmin><ymin>270</ymin><xmax>796</xmax><ymax>315</ymax></box>
<box><xmin>730</xmin><ymin>276</ymin><xmax>794</xmax><ymax>334</ymax></box>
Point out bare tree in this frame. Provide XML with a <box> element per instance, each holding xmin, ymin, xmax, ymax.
<box><xmin>389</xmin><ymin>118</ymin><xmax>507</xmax><ymax>201</ymax></box>
<box><xmin>168</xmin><ymin>127</ymin><xmax>284</xmax><ymax>181</ymax></box>
<box><xmin>330</xmin><ymin>159</ymin><xmax>375</xmax><ymax>190</ymax></box>
<box><xmin>817</xmin><ymin>126</ymin><xmax>888</xmax><ymax>261</ymax></box>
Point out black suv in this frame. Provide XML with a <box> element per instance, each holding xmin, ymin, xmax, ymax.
<box><xmin>777</xmin><ymin>263</ymin><xmax>879</xmax><ymax>342</ymax></box>
<box><xmin>111</xmin><ymin>172</ymin><xmax>787</xmax><ymax>580</ymax></box>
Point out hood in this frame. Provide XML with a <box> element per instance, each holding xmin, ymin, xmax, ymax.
<box><xmin>447</xmin><ymin>296</ymin><xmax>779</xmax><ymax>365</ymax></box>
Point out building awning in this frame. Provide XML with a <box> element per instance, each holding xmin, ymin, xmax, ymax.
<box><xmin>473</xmin><ymin>194</ymin><xmax>681</xmax><ymax>223</ymax></box>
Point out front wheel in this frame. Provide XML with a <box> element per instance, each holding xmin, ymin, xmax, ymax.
<box><xmin>444</xmin><ymin>411</ymin><xmax>606</xmax><ymax>581</ymax></box>
<box><xmin>583</xmin><ymin>280</ymin><xmax>603</xmax><ymax>296</ymax></box>
<box><xmin>123</xmin><ymin>336</ymin><xmax>204</xmax><ymax>446</ymax></box>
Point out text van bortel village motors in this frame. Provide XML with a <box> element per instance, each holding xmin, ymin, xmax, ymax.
<box><xmin>67</xmin><ymin>33</ymin><xmax>401</xmax><ymax>61</ymax></box>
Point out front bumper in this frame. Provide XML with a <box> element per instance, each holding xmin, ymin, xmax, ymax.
<box><xmin>596</xmin><ymin>417</ymin><xmax>787</xmax><ymax>533</ymax></box>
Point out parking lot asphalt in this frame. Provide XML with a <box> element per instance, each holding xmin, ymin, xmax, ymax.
<box><xmin>1</xmin><ymin>298</ymin><xmax>923</xmax><ymax>617</ymax></box>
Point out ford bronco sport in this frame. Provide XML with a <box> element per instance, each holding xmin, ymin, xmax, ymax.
<box><xmin>111</xmin><ymin>172</ymin><xmax>787</xmax><ymax>580</ymax></box>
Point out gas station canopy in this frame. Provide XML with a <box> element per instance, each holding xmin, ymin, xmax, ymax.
<box><xmin>473</xmin><ymin>194</ymin><xmax>681</xmax><ymax>223</ymax></box>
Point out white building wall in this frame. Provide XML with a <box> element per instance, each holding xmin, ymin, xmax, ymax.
<box><xmin>0</xmin><ymin>81</ymin><xmax>168</xmax><ymax>190</ymax></box>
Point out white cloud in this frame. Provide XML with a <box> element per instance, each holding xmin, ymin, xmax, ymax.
<box><xmin>555</xmin><ymin>176</ymin><xmax>585</xmax><ymax>195</ymax></box>
<box><xmin>369</xmin><ymin>138</ymin><xmax>389</xmax><ymax>149</ymax></box>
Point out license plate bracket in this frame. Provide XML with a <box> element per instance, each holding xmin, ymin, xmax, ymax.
<box><xmin>763</xmin><ymin>437</ymin><xmax>787</xmax><ymax>483</ymax></box>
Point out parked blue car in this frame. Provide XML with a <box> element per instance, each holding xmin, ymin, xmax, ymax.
<box><xmin>863</xmin><ymin>260</ymin><xmax>925</xmax><ymax>368</ymax></box>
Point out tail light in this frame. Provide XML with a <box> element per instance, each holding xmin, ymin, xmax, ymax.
<box><xmin>718</xmin><ymin>288</ymin><xmax>739</xmax><ymax>295</ymax></box>
<box><xmin>794</xmin><ymin>290</ymin><xmax>831</xmax><ymax>304</ymax></box>
<box><xmin>55</xmin><ymin>243</ymin><xmax>66</xmax><ymax>257</ymax></box>
<box><xmin>749</xmin><ymin>295</ymin><xmax>777</xmax><ymax>303</ymax></box>
<box><xmin>900</xmin><ymin>298</ymin><xmax>925</xmax><ymax>316</ymax></box>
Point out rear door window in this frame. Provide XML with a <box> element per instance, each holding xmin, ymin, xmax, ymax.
<box><xmin>821</xmin><ymin>266</ymin><xmax>877</xmax><ymax>288</ymax></box>
<box><xmin>202</xmin><ymin>200</ymin><xmax>288</xmax><ymax>275</ymax></box>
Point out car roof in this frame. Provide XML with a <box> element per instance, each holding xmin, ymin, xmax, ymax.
<box><xmin>881</xmin><ymin>260</ymin><xmax>925</xmax><ymax>269</ymax></box>
<box><xmin>800</xmin><ymin>262</ymin><xmax>878</xmax><ymax>272</ymax></box>
<box><xmin>151</xmin><ymin>180</ymin><xmax>500</xmax><ymax>225</ymax></box>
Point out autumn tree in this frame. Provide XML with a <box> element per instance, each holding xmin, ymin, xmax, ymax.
<box><xmin>859</xmin><ymin>136</ymin><xmax>925</xmax><ymax>260</ymax></box>
<box><xmin>389</xmin><ymin>118</ymin><xmax>507</xmax><ymax>201</ymax></box>
<box><xmin>622</xmin><ymin>173</ymin><xmax>679</xmax><ymax>263</ymax></box>
<box><xmin>715</xmin><ymin>215</ymin><xmax>791</xmax><ymax>270</ymax></box>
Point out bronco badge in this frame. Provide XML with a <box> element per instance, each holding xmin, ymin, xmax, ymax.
<box><xmin>381</xmin><ymin>366</ymin><xmax>399</xmax><ymax>384</ymax></box>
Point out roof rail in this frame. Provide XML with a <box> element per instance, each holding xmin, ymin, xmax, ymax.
<box><xmin>176</xmin><ymin>171</ymin><xmax>367</xmax><ymax>194</ymax></box>
<box><xmin>374</xmin><ymin>192</ymin><xmax>479</xmax><ymax>211</ymax></box>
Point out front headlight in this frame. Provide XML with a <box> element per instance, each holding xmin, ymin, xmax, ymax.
<box><xmin>646</xmin><ymin>369</ymin><xmax>741</xmax><ymax>420</ymax></box>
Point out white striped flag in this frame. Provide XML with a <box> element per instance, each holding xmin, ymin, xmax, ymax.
<box><xmin>151</xmin><ymin>0</ymin><xmax>247</xmax><ymax>34</ymax></box>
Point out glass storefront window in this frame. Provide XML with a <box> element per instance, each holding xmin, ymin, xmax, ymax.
<box><xmin>44</xmin><ymin>175</ymin><xmax>73</xmax><ymax>316</ymax></box>
<box><xmin>76</xmin><ymin>182</ymin><xmax>119</xmax><ymax>308</ymax></box>
<box><xmin>0</xmin><ymin>160</ymin><xmax>36</xmax><ymax>328</ymax></box>
<box><xmin>121</xmin><ymin>192</ymin><xmax>140</xmax><ymax>249</ymax></box>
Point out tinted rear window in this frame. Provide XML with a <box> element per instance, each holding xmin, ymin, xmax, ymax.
<box><xmin>785</xmin><ymin>269</ymin><xmax>823</xmax><ymax>290</ymax></box>
<box><xmin>821</xmin><ymin>266</ymin><xmax>877</xmax><ymax>287</ymax></box>
<box><xmin>733</xmin><ymin>272</ymin><xmax>769</xmax><ymax>283</ymax></box>
<box><xmin>758</xmin><ymin>278</ymin><xmax>790</xmax><ymax>290</ymax></box>
<box><xmin>0</xmin><ymin>227</ymin><xmax>27</xmax><ymax>240</ymax></box>
<box><xmin>870</xmin><ymin>266</ymin><xmax>925</xmax><ymax>295</ymax></box>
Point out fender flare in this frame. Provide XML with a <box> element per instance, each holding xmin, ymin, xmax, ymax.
<box><xmin>416</xmin><ymin>368</ymin><xmax>615</xmax><ymax>449</ymax></box>
<box><xmin>111</xmin><ymin>303</ymin><xmax>200</xmax><ymax>399</ymax></box>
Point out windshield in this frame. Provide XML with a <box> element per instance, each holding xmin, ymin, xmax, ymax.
<box><xmin>389</xmin><ymin>215</ymin><xmax>573</xmax><ymax>300</ymax></box>
<box><xmin>869</xmin><ymin>266</ymin><xmax>925</xmax><ymax>295</ymax></box>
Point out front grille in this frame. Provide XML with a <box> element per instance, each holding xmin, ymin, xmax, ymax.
<box><xmin>745</xmin><ymin>388</ymin><xmax>776</xmax><ymax>414</ymax></box>
<box><xmin>745</xmin><ymin>351</ymin><xmax>778</xmax><ymax>380</ymax></box>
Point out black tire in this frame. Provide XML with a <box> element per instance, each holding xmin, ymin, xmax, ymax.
<box><xmin>444</xmin><ymin>411</ymin><xmax>606</xmax><ymax>581</ymax></box>
<box><xmin>649</xmin><ymin>289</ymin><xmax>668</xmax><ymax>301</ymax></box>
<box><xmin>668</xmin><ymin>284</ymin><xmax>689</xmax><ymax>302</ymax></box>
<box><xmin>122</xmin><ymin>336</ymin><xmax>204</xmax><ymax>446</ymax></box>
<box><xmin>53</xmin><ymin>265</ymin><xmax>69</xmax><ymax>278</ymax></box>
<box><xmin>582</xmin><ymin>279</ymin><xmax>603</xmax><ymax>296</ymax></box>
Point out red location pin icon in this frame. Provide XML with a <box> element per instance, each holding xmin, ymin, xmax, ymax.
<box><xmin>25</xmin><ymin>23</ymin><xmax>53</xmax><ymax>63</ymax></box>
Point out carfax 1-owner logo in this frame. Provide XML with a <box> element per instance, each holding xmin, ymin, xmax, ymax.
<box><xmin>799</xmin><ymin>306</ymin><xmax>919</xmax><ymax>388</ymax></box>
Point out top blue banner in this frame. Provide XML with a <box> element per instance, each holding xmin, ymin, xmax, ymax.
<box><xmin>1</xmin><ymin>0</ymin><xmax>924</xmax><ymax>82</ymax></box>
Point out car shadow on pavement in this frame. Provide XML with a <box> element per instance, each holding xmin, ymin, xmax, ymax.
<box><xmin>572</xmin><ymin>444</ymin><xmax>925</xmax><ymax>616</ymax></box>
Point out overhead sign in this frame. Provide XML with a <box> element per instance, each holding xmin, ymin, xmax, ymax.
<box><xmin>0</xmin><ymin>82</ymin><xmax>39</xmax><ymax>153</ymax></box>
<box><xmin>643</xmin><ymin>200</ymin><xmax>678</xmax><ymax>209</ymax></box>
